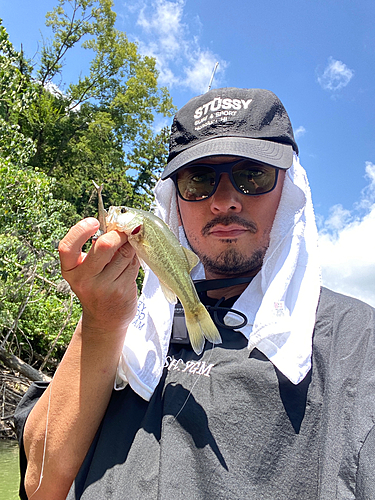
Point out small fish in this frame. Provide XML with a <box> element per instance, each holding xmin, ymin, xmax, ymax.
<box><xmin>91</xmin><ymin>181</ymin><xmax>221</xmax><ymax>354</ymax></box>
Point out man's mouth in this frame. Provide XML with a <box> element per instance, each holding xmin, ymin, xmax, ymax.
<box><xmin>208</xmin><ymin>225</ymin><xmax>249</xmax><ymax>238</ymax></box>
<box><xmin>202</xmin><ymin>215</ymin><xmax>257</xmax><ymax>237</ymax></box>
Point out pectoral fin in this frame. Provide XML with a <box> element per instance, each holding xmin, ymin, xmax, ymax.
<box><xmin>182</xmin><ymin>247</ymin><xmax>200</xmax><ymax>272</ymax></box>
<box><xmin>160</xmin><ymin>281</ymin><xmax>178</xmax><ymax>304</ymax></box>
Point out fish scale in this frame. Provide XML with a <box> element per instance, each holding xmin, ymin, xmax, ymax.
<box><xmin>141</xmin><ymin>217</ymin><xmax>199</xmax><ymax>307</ymax></box>
<box><xmin>92</xmin><ymin>181</ymin><xmax>221</xmax><ymax>355</ymax></box>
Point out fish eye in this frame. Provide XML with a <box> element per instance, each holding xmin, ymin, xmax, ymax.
<box><xmin>120</xmin><ymin>208</ymin><xmax>126</xmax><ymax>213</ymax></box>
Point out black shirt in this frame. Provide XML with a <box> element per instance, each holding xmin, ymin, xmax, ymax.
<box><xmin>14</xmin><ymin>288</ymin><xmax>375</xmax><ymax>499</ymax></box>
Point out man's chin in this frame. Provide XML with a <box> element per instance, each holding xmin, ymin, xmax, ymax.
<box><xmin>198</xmin><ymin>247</ymin><xmax>266</xmax><ymax>277</ymax></box>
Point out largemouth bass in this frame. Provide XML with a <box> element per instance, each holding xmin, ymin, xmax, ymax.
<box><xmin>92</xmin><ymin>182</ymin><xmax>222</xmax><ymax>355</ymax></box>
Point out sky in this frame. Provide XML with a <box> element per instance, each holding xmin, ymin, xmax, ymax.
<box><xmin>1</xmin><ymin>0</ymin><xmax>375</xmax><ymax>306</ymax></box>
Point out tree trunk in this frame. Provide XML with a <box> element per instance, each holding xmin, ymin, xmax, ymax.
<box><xmin>0</xmin><ymin>347</ymin><xmax>51</xmax><ymax>382</ymax></box>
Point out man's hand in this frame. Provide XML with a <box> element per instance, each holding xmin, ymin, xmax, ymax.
<box><xmin>58</xmin><ymin>217</ymin><xmax>140</xmax><ymax>333</ymax></box>
<box><xmin>24</xmin><ymin>217</ymin><xmax>141</xmax><ymax>500</ymax></box>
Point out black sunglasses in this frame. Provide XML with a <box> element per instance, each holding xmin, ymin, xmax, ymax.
<box><xmin>173</xmin><ymin>158</ymin><xmax>279</xmax><ymax>202</ymax></box>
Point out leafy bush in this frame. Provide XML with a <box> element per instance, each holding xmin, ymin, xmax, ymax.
<box><xmin>0</xmin><ymin>1</ymin><xmax>173</xmax><ymax>372</ymax></box>
<box><xmin>0</xmin><ymin>160</ymin><xmax>81</xmax><ymax>370</ymax></box>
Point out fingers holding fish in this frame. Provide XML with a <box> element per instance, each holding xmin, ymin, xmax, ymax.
<box><xmin>86</xmin><ymin>229</ymin><xmax>130</xmax><ymax>274</ymax></box>
<box><xmin>59</xmin><ymin>217</ymin><xmax>100</xmax><ymax>272</ymax></box>
<box><xmin>80</xmin><ymin>248</ymin><xmax>140</xmax><ymax>333</ymax></box>
<box><xmin>59</xmin><ymin>218</ymin><xmax>129</xmax><ymax>278</ymax></box>
<box><xmin>93</xmin><ymin>239</ymin><xmax>140</xmax><ymax>285</ymax></box>
<box><xmin>59</xmin><ymin>219</ymin><xmax>140</xmax><ymax>329</ymax></box>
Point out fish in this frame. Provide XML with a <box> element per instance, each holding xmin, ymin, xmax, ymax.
<box><xmin>92</xmin><ymin>181</ymin><xmax>221</xmax><ymax>354</ymax></box>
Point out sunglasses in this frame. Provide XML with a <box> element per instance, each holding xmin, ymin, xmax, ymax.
<box><xmin>173</xmin><ymin>158</ymin><xmax>279</xmax><ymax>202</ymax></box>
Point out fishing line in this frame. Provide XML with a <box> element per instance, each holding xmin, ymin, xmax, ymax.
<box><xmin>172</xmin><ymin>280</ymin><xmax>252</xmax><ymax>422</ymax></box>
<box><xmin>29</xmin><ymin>378</ymin><xmax>53</xmax><ymax>498</ymax></box>
<box><xmin>172</xmin><ymin>339</ymin><xmax>215</xmax><ymax>422</ymax></box>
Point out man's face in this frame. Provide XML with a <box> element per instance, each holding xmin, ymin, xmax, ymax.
<box><xmin>176</xmin><ymin>156</ymin><xmax>285</xmax><ymax>279</ymax></box>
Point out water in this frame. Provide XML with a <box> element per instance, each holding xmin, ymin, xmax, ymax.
<box><xmin>0</xmin><ymin>439</ymin><xmax>20</xmax><ymax>500</ymax></box>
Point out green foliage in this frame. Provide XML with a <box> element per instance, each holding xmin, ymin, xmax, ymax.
<box><xmin>0</xmin><ymin>160</ymin><xmax>81</xmax><ymax>370</ymax></box>
<box><xmin>0</xmin><ymin>118</ymin><xmax>36</xmax><ymax>166</ymax></box>
<box><xmin>0</xmin><ymin>21</ymin><xmax>37</xmax><ymax>120</ymax></box>
<box><xmin>0</xmin><ymin>2</ymin><xmax>174</xmax><ymax>371</ymax></box>
<box><xmin>0</xmin><ymin>21</ymin><xmax>82</xmax><ymax>370</ymax></box>
<box><xmin>23</xmin><ymin>0</ymin><xmax>174</xmax><ymax>215</ymax></box>
<box><xmin>0</xmin><ymin>21</ymin><xmax>38</xmax><ymax>166</ymax></box>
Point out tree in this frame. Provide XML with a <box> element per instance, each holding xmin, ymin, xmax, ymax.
<box><xmin>0</xmin><ymin>158</ymin><xmax>81</xmax><ymax>370</ymax></box>
<box><xmin>18</xmin><ymin>0</ymin><xmax>175</xmax><ymax>215</ymax></box>
<box><xmin>0</xmin><ymin>21</ymin><xmax>38</xmax><ymax>166</ymax></box>
<box><xmin>0</xmin><ymin>21</ymin><xmax>78</xmax><ymax>370</ymax></box>
<box><xmin>0</xmin><ymin>3</ymin><xmax>174</xmax><ymax>373</ymax></box>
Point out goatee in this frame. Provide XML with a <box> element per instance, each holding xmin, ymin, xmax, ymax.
<box><xmin>195</xmin><ymin>246</ymin><xmax>267</xmax><ymax>277</ymax></box>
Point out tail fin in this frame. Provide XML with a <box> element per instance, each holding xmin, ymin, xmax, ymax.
<box><xmin>185</xmin><ymin>304</ymin><xmax>222</xmax><ymax>355</ymax></box>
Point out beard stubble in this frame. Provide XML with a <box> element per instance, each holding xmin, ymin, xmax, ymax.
<box><xmin>186</xmin><ymin>214</ymin><xmax>268</xmax><ymax>277</ymax></box>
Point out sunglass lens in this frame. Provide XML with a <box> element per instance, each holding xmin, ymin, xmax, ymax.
<box><xmin>175</xmin><ymin>160</ymin><xmax>278</xmax><ymax>201</ymax></box>
<box><xmin>176</xmin><ymin>166</ymin><xmax>216</xmax><ymax>201</ymax></box>
<box><xmin>232</xmin><ymin>161</ymin><xmax>277</xmax><ymax>195</ymax></box>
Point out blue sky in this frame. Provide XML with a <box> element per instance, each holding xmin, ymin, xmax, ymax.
<box><xmin>1</xmin><ymin>0</ymin><xmax>375</xmax><ymax>306</ymax></box>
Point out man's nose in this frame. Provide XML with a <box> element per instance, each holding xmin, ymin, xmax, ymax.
<box><xmin>209</xmin><ymin>173</ymin><xmax>242</xmax><ymax>214</ymax></box>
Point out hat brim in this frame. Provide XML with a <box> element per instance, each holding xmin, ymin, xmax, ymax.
<box><xmin>161</xmin><ymin>137</ymin><xmax>294</xmax><ymax>180</ymax></box>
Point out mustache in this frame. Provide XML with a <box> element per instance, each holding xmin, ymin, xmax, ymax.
<box><xmin>202</xmin><ymin>215</ymin><xmax>257</xmax><ymax>236</ymax></box>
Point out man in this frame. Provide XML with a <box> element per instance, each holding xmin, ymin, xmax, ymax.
<box><xmin>15</xmin><ymin>88</ymin><xmax>375</xmax><ymax>500</ymax></box>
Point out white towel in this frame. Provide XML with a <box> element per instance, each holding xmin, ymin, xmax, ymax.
<box><xmin>115</xmin><ymin>155</ymin><xmax>321</xmax><ymax>400</ymax></box>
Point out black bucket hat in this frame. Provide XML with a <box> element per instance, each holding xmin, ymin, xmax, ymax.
<box><xmin>161</xmin><ymin>87</ymin><xmax>298</xmax><ymax>180</ymax></box>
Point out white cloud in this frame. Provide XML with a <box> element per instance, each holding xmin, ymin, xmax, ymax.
<box><xmin>43</xmin><ymin>81</ymin><xmax>64</xmax><ymax>98</ymax></box>
<box><xmin>356</xmin><ymin>161</ymin><xmax>375</xmax><ymax>211</ymax></box>
<box><xmin>318</xmin><ymin>162</ymin><xmax>375</xmax><ymax>307</ymax></box>
<box><xmin>43</xmin><ymin>81</ymin><xmax>81</xmax><ymax>112</ymax></box>
<box><xmin>294</xmin><ymin>126</ymin><xmax>306</xmax><ymax>139</ymax></box>
<box><xmin>317</xmin><ymin>57</ymin><xmax>354</xmax><ymax>92</ymax></box>
<box><xmin>130</xmin><ymin>0</ymin><xmax>227</xmax><ymax>93</ymax></box>
<box><xmin>137</xmin><ymin>0</ymin><xmax>184</xmax><ymax>54</ymax></box>
<box><xmin>183</xmin><ymin>50</ymin><xmax>222</xmax><ymax>94</ymax></box>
